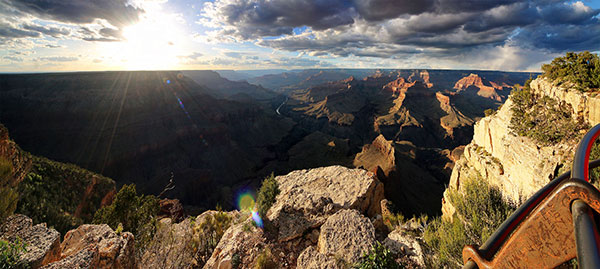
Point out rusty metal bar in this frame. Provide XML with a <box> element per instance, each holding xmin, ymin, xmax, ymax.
<box><xmin>461</xmin><ymin>126</ymin><xmax>600</xmax><ymax>268</ymax></box>
<box><xmin>572</xmin><ymin>199</ymin><xmax>600</xmax><ymax>269</ymax></box>
<box><xmin>572</xmin><ymin>124</ymin><xmax>600</xmax><ymax>182</ymax></box>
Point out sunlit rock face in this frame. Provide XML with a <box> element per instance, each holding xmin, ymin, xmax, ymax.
<box><xmin>442</xmin><ymin>77</ymin><xmax>600</xmax><ymax>220</ymax></box>
<box><xmin>267</xmin><ymin>165</ymin><xmax>383</xmax><ymax>242</ymax></box>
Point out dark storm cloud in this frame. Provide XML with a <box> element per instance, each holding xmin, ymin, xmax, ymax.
<box><xmin>203</xmin><ymin>0</ymin><xmax>355</xmax><ymax>39</ymax></box>
<box><xmin>205</xmin><ymin>0</ymin><xmax>600</xmax><ymax>60</ymax></box>
<box><xmin>6</xmin><ymin>0</ymin><xmax>143</xmax><ymax>28</ymax></box>
<box><xmin>352</xmin><ymin>0</ymin><xmax>434</xmax><ymax>21</ymax></box>
<box><xmin>22</xmin><ymin>23</ymin><xmax>70</xmax><ymax>37</ymax></box>
<box><xmin>0</xmin><ymin>23</ymin><xmax>40</xmax><ymax>38</ymax></box>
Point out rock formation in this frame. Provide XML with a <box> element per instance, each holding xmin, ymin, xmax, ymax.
<box><xmin>297</xmin><ymin>209</ymin><xmax>376</xmax><ymax>267</ymax></box>
<box><xmin>453</xmin><ymin>73</ymin><xmax>510</xmax><ymax>102</ymax></box>
<box><xmin>353</xmin><ymin>135</ymin><xmax>448</xmax><ymax>215</ymax></box>
<box><xmin>0</xmin><ymin>214</ymin><xmax>134</xmax><ymax>269</ymax></box>
<box><xmin>0</xmin><ymin>214</ymin><xmax>61</xmax><ymax>268</ymax></box>
<box><xmin>443</xmin><ymin>76</ymin><xmax>596</xmax><ymax>219</ymax></box>
<box><xmin>267</xmin><ymin>165</ymin><xmax>384</xmax><ymax>242</ymax></box>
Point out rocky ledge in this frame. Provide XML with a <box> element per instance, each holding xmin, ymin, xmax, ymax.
<box><xmin>0</xmin><ymin>214</ymin><xmax>135</xmax><ymax>269</ymax></box>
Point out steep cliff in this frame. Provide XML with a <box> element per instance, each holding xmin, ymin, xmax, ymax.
<box><xmin>442</xmin><ymin>76</ymin><xmax>599</xmax><ymax>219</ymax></box>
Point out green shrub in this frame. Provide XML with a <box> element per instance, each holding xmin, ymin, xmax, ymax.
<box><xmin>0</xmin><ymin>158</ymin><xmax>18</xmax><ymax>224</ymax></box>
<box><xmin>92</xmin><ymin>184</ymin><xmax>159</xmax><ymax>255</ymax></box>
<box><xmin>541</xmin><ymin>51</ymin><xmax>600</xmax><ymax>92</ymax></box>
<box><xmin>484</xmin><ymin>108</ymin><xmax>496</xmax><ymax>117</ymax></box>
<box><xmin>254</xmin><ymin>247</ymin><xmax>277</xmax><ymax>269</ymax></box>
<box><xmin>356</xmin><ymin>242</ymin><xmax>400</xmax><ymax>269</ymax></box>
<box><xmin>509</xmin><ymin>79</ymin><xmax>587</xmax><ymax>145</ymax></box>
<box><xmin>0</xmin><ymin>238</ymin><xmax>27</xmax><ymax>269</ymax></box>
<box><xmin>255</xmin><ymin>173</ymin><xmax>279</xmax><ymax>219</ymax></box>
<box><xmin>424</xmin><ymin>177</ymin><xmax>515</xmax><ymax>268</ymax></box>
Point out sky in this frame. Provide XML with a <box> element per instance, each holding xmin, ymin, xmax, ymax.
<box><xmin>1</xmin><ymin>0</ymin><xmax>600</xmax><ymax>72</ymax></box>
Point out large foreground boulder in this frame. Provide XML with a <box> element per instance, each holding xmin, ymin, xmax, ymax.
<box><xmin>42</xmin><ymin>224</ymin><xmax>135</xmax><ymax>269</ymax></box>
<box><xmin>267</xmin><ymin>166</ymin><xmax>384</xmax><ymax>242</ymax></box>
<box><xmin>297</xmin><ymin>209</ymin><xmax>376</xmax><ymax>268</ymax></box>
<box><xmin>0</xmin><ymin>214</ymin><xmax>61</xmax><ymax>268</ymax></box>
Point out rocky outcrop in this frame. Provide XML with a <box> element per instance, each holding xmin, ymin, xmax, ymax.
<box><xmin>0</xmin><ymin>124</ymin><xmax>31</xmax><ymax>186</ymax></box>
<box><xmin>43</xmin><ymin>224</ymin><xmax>135</xmax><ymax>269</ymax></box>
<box><xmin>454</xmin><ymin>74</ymin><xmax>508</xmax><ymax>101</ymax></box>
<box><xmin>297</xmin><ymin>209</ymin><xmax>376</xmax><ymax>268</ymax></box>
<box><xmin>443</xmin><ymin>77</ymin><xmax>594</xmax><ymax>219</ymax></box>
<box><xmin>531</xmin><ymin>77</ymin><xmax>600</xmax><ymax>126</ymax></box>
<box><xmin>158</xmin><ymin>199</ymin><xmax>185</xmax><ymax>223</ymax></box>
<box><xmin>204</xmin><ymin>218</ymin><xmax>266</xmax><ymax>269</ymax></box>
<box><xmin>354</xmin><ymin>135</ymin><xmax>447</xmax><ymax>216</ymax></box>
<box><xmin>384</xmin><ymin>229</ymin><xmax>425</xmax><ymax>267</ymax></box>
<box><xmin>267</xmin><ymin>165</ymin><xmax>384</xmax><ymax>242</ymax></box>
<box><xmin>0</xmin><ymin>214</ymin><xmax>61</xmax><ymax>268</ymax></box>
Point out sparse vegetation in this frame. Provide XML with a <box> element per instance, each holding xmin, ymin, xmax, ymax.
<box><xmin>0</xmin><ymin>238</ymin><xmax>27</xmax><ymax>269</ymax></box>
<box><xmin>256</xmin><ymin>173</ymin><xmax>279</xmax><ymax>219</ymax></box>
<box><xmin>254</xmin><ymin>247</ymin><xmax>277</xmax><ymax>269</ymax></box>
<box><xmin>191</xmin><ymin>208</ymin><xmax>233</xmax><ymax>265</ymax></box>
<box><xmin>356</xmin><ymin>242</ymin><xmax>400</xmax><ymax>269</ymax></box>
<box><xmin>17</xmin><ymin>156</ymin><xmax>114</xmax><ymax>234</ymax></box>
<box><xmin>0</xmin><ymin>158</ymin><xmax>18</xmax><ymax>224</ymax></box>
<box><xmin>509</xmin><ymin>78</ymin><xmax>587</xmax><ymax>145</ymax></box>
<box><xmin>92</xmin><ymin>184</ymin><xmax>159</xmax><ymax>255</ymax></box>
<box><xmin>424</xmin><ymin>177</ymin><xmax>515</xmax><ymax>268</ymax></box>
<box><xmin>541</xmin><ymin>51</ymin><xmax>600</xmax><ymax>92</ymax></box>
<box><xmin>484</xmin><ymin>108</ymin><xmax>496</xmax><ymax>117</ymax></box>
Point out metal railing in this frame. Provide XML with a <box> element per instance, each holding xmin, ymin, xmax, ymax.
<box><xmin>462</xmin><ymin>124</ymin><xmax>600</xmax><ymax>269</ymax></box>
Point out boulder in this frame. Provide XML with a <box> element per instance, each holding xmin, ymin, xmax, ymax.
<box><xmin>158</xmin><ymin>198</ymin><xmax>185</xmax><ymax>223</ymax></box>
<box><xmin>45</xmin><ymin>224</ymin><xmax>135</xmax><ymax>269</ymax></box>
<box><xmin>267</xmin><ymin>166</ymin><xmax>384</xmax><ymax>242</ymax></box>
<box><xmin>298</xmin><ymin>209</ymin><xmax>376</xmax><ymax>267</ymax></box>
<box><xmin>204</xmin><ymin>218</ymin><xmax>267</xmax><ymax>269</ymax></box>
<box><xmin>383</xmin><ymin>229</ymin><xmax>425</xmax><ymax>267</ymax></box>
<box><xmin>0</xmin><ymin>214</ymin><xmax>61</xmax><ymax>268</ymax></box>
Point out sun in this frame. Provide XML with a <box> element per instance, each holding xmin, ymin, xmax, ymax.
<box><xmin>100</xmin><ymin>9</ymin><xmax>186</xmax><ymax>70</ymax></box>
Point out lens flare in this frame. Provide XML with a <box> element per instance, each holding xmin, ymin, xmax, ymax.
<box><xmin>252</xmin><ymin>211</ymin><xmax>263</xmax><ymax>228</ymax></box>
<box><xmin>237</xmin><ymin>192</ymin><xmax>255</xmax><ymax>212</ymax></box>
<box><xmin>236</xmin><ymin>191</ymin><xmax>264</xmax><ymax>228</ymax></box>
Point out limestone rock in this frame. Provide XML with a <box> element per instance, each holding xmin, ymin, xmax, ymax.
<box><xmin>443</xmin><ymin>77</ymin><xmax>593</xmax><ymax>220</ymax></box>
<box><xmin>296</xmin><ymin>246</ymin><xmax>339</xmax><ymax>269</ymax></box>
<box><xmin>0</xmin><ymin>214</ymin><xmax>61</xmax><ymax>268</ymax></box>
<box><xmin>298</xmin><ymin>209</ymin><xmax>376</xmax><ymax>267</ymax></box>
<box><xmin>204</xmin><ymin>218</ymin><xmax>266</xmax><ymax>269</ymax></box>
<box><xmin>267</xmin><ymin>166</ymin><xmax>384</xmax><ymax>242</ymax></box>
<box><xmin>50</xmin><ymin>224</ymin><xmax>135</xmax><ymax>269</ymax></box>
<box><xmin>383</xmin><ymin>229</ymin><xmax>425</xmax><ymax>267</ymax></box>
<box><xmin>41</xmin><ymin>247</ymin><xmax>99</xmax><ymax>269</ymax></box>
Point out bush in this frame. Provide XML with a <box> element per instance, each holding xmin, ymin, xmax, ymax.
<box><xmin>92</xmin><ymin>184</ymin><xmax>159</xmax><ymax>255</ymax></box>
<box><xmin>255</xmin><ymin>173</ymin><xmax>279</xmax><ymax>219</ymax></box>
<box><xmin>484</xmin><ymin>108</ymin><xmax>496</xmax><ymax>117</ymax></box>
<box><xmin>0</xmin><ymin>238</ymin><xmax>27</xmax><ymax>269</ymax></box>
<box><xmin>254</xmin><ymin>247</ymin><xmax>277</xmax><ymax>269</ymax></box>
<box><xmin>191</xmin><ymin>208</ymin><xmax>233</xmax><ymax>265</ymax></box>
<box><xmin>509</xmin><ymin>79</ymin><xmax>587</xmax><ymax>145</ymax></box>
<box><xmin>0</xmin><ymin>158</ymin><xmax>18</xmax><ymax>224</ymax></box>
<box><xmin>541</xmin><ymin>51</ymin><xmax>600</xmax><ymax>92</ymax></box>
<box><xmin>356</xmin><ymin>242</ymin><xmax>400</xmax><ymax>269</ymax></box>
<box><xmin>423</xmin><ymin>177</ymin><xmax>515</xmax><ymax>268</ymax></box>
